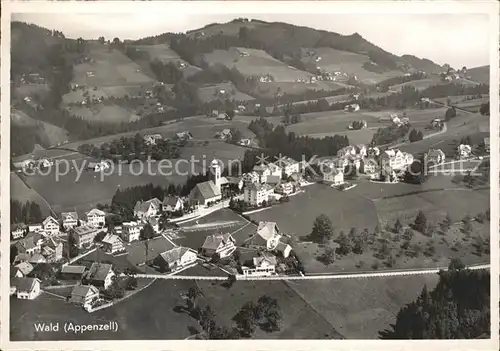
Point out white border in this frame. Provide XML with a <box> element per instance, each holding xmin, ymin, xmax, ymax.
<box><xmin>1</xmin><ymin>1</ymin><xmax>499</xmax><ymax>351</ymax></box>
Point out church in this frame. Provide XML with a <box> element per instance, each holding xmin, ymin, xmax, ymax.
<box><xmin>188</xmin><ymin>159</ymin><xmax>223</xmax><ymax>207</ymax></box>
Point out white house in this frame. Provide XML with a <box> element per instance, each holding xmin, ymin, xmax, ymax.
<box><xmin>143</xmin><ymin>134</ymin><xmax>163</xmax><ymax>145</ymax></box>
<box><xmin>246</xmin><ymin>221</ymin><xmax>282</xmax><ymax>251</ymax></box>
<box><xmin>243</xmin><ymin>183</ymin><xmax>274</xmax><ymax>206</ymax></box>
<box><xmin>28</xmin><ymin>223</ymin><xmax>43</xmax><ymax>233</ymax></box>
<box><xmin>242</xmin><ymin>254</ymin><xmax>277</xmax><ymax>277</ymax></box>
<box><xmin>101</xmin><ymin>233</ymin><xmax>126</xmax><ymax>254</ymax></box>
<box><xmin>253</xmin><ymin>163</ymin><xmax>282</xmax><ymax>183</ymax></box>
<box><xmin>162</xmin><ymin>196</ymin><xmax>183</xmax><ymax>213</ymax></box>
<box><xmin>426</xmin><ymin>149</ymin><xmax>446</xmax><ymax>165</ymax></box>
<box><xmin>86</xmin><ymin>209</ymin><xmax>106</xmax><ymax>228</ymax></box>
<box><xmin>42</xmin><ymin>216</ymin><xmax>60</xmax><ymax>236</ymax></box>
<box><xmin>275</xmin><ymin>182</ymin><xmax>295</xmax><ymax>196</ymax></box>
<box><xmin>458</xmin><ymin>144</ymin><xmax>472</xmax><ymax>159</ymax></box>
<box><xmin>153</xmin><ymin>247</ymin><xmax>197</xmax><ymax>272</ymax></box>
<box><xmin>200</xmin><ymin>233</ymin><xmax>236</xmax><ymax>258</ymax></box>
<box><xmin>14</xmin><ymin>277</ymin><xmax>41</xmax><ymax>300</ymax></box>
<box><xmin>134</xmin><ymin>198</ymin><xmax>161</xmax><ymax>219</ymax></box>
<box><xmin>11</xmin><ymin>224</ymin><xmax>27</xmax><ymax>240</ymax></box>
<box><xmin>71</xmin><ymin>225</ymin><xmax>103</xmax><ymax>249</ymax></box>
<box><xmin>84</xmin><ymin>263</ymin><xmax>115</xmax><ymax>290</ymax></box>
<box><xmin>380</xmin><ymin>149</ymin><xmax>414</xmax><ymax>171</ymax></box>
<box><xmin>121</xmin><ymin>221</ymin><xmax>143</xmax><ymax>243</ymax></box>
<box><xmin>241</xmin><ymin>172</ymin><xmax>260</xmax><ymax>185</ymax></box>
<box><xmin>323</xmin><ymin>166</ymin><xmax>344</xmax><ymax>185</ymax></box>
<box><xmin>275</xmin><ymin>241</ymin><xmax>293</xmax><ymax>258</ymax></box>
<box><xmin>360</xmin><ymin>157</ymin><xmax>378</xmax><ymax>174</ymax></box>
<box><xmin>276</xmin><ymin>156</ymin><xmax>300</xmax><ymax>178</ymax></box>
<box><xmin>70</xmin><ymin>284</ymin><xmax>100</xmax><ymax>309</ymax></box>
<box><xmin>344</xmin><ymin>104</ymin><xmax>360</xmax><ymax>112</ymax></box>
<box><xmin>61</xmin><ymin>212</ymin><xmax>79</xmax><ymax>230</ymax></box>
<box><xmin>88</xmin><ymin>161</ymin><xmax>111</xmax><ymax>172</ymax></box>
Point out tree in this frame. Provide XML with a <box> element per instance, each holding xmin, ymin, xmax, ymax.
<box><xmin>226</xmin><ymin>109</ymin><xmax>235</xmax><ymax>120</ymax></box>
<box><xmin>66</xmin><ymin>233</ymin><xmax>78</xmax><ymax>259</ymax></box>
<box><xmin>140</xmin><ymin>223</ymin><xmax>155</xmax><ymax>240</ymax></box>
<box><xmin>448</xmin><ymin>258</ymin><xmax>465</xmax><ymax>271</ymax></box>
<box><xmin>413</xmin><ymin>211</ymin><xmax>428</xmax><ymax>233</ymax></box>
<box><xmin>233</xmin><ymin>301</ymin><xmax>258</xmax><ymax>337</ymax></box>
<box><xmin>310</xmin><ymin>214</ymin><xmax>334</xmax><ymax>243</ymax></box>
<box><xmin>335</xmin><ymin>230</ymin><xmax>353</xmax><ymax>255</ymax></box>
<box><xmin>393</xmin><ymin>219</ymin><xmax>403</xmax><ymax>234</ymax></box>
<box><xmin>479</xmin><ymin>102</ymin><xmax>489</xmax><ymax>116</ymax></box>
<box><xmin>441</xmin><ymin>214</ymin><xmax>452</xmax><ymax>232</ymax></box>
<box><xmin>257</xmin><ymin>295</ymin><xmax>282</xmax><ymax>332</ymax></box>
<box><xmin>444</xmin><ymin>106</ymin><xmax>457</xmax><ymax>121</ymax></box>
<box><xmin>402</xmin><ymin>228</ymin><xmax>414</xmax><ymax>241</ymax></box>
<box><xmin>185</xmin><ymin>285</ymin><xmax>204</xmax><ymax>312</ymax></box>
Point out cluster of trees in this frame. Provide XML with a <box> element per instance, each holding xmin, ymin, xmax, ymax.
<box><xmin>376</xmin><ymin>72</ymin><xmax>428</xmax><ymax>92</ymax></box>
<box><xmin>282</xmin><ymin>111</ymin><xmax>302</xmax><ymax>125</ymax></box>
<box><xmin>77</xmin><ymin>133</ymin><xmax>181</xmax><ymax>162</ymax></box>
<box><xmin>404</xmin><ymin>155</ymin><xmax>430</xmax><ymax>184</ymax></box>
<box><xmin>11</xmin><ymin>200</ymin><xmax>44</xmax><ymax>225</ymax></box>
<box><xmin>380</xmin><ymin>265</ymin><xmax>490</xmax><ymax>339</ymax></box>
<box><xmin>444</xmin><ymin>106</ymin><xmax>457</xmax><ymax>121</ymax></box>
<box><xmin>408</xmin><ymin>129</ymin><xmax>424</xmax><ymax>142</ymax></box>
<box><xmin>479</xmin><ymin>102</ymin><xmax>490</xmax><ymax>116</ymax></box>
<box><xmin>150</xmin><ymin>60</ymin><xmax>184</xmax><ymax>84</ymax></box>
<box><xmin>371</xmin><ymin>123</ymin><xmax>410</xmax><ymax>146</ymax></box>
<box><xmin>350</xmin><ymin>120</ymin><xmax>366</xmax><ymax>130</ymax></box>
<box><xmin>11</xmin><ymin>124</ymin><xmax>47</xmax><ymax>156</ymax></box>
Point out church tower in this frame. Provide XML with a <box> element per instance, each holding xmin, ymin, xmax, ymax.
<box><xmin>209</xmin><ymin>158</ymin><xmax>222</xmax><ymax>192</ymax></box>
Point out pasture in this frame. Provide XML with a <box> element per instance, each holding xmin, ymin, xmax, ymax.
<box><xmin>15</xmin><ymin>83</ymin><xmax>50</xmax><ymax>99</ymax></box>
<box><xmin>10</xmin><ymin>172</ymin><xmax>52</xmax><ymax>216</ymax></box>
<box><xmin>197</xmin><ymin>82</ymin><xmax>255</xmax><ymax>103</ymax></box>
<box><xmin>202</xmin><ymin>47</ymin><xmax>312</xmax><ymax>82</ymax></box>
<box><xmin>253</xmin><ymin>80</ymin><xmax>350</xmax><ymax>98</ymax></box>
<box><xmin>11</xmin><ymin>109</ymin><xmax>69</xmax><ymax>148</ymax></box>
<box><xmin>301</xmin><ymin>47</ymin><xmax>403</xmax><ymax>85</ymax></box>
<box><xmin>71</xmin><ymin>42</ymin><xmax>155</xmax><ymax>87</ymax></box>
<box><xmin>388</xmin><ymin>77</ymin><xmax>442</xmax><ymax>92</ymax></box>
<box><xmin>467</xmin><ymin>65</ymin><xmax>489</xmax><ymax>84</ymax></box>
<box><xmin>66</xmin><ymin>105</ymin><xmax>141</xmax><ymax>124</ymax></box>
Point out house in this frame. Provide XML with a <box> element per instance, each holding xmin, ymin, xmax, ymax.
<box><xmin>241</xmin><ymin>254</ymin><xmax>277</xmax><ymax>277</ymax></box>
<box><xmin>71</xmin><ymin>225</ymin><xmax>103</xmax><ymax>249</ymax></box>
<box><xmin>253</xmin><ymin>163</ymin><xmax>282</xmax><ymax>183</ymax></box>
<box><xmin>175</xmin><ymin>131</ymin><xmax>193</xmax><ymax>141</ymax></box>
<box><xmin>243</xmin><ymin>183</ymin><xmax>274</xmax><ymax>206</ymax></box>
<box><xmin>13</xmin><ymin>277</ymin><xmax>41</xmax><ymax>300</ymax></box>
<box><xmin>276</xmin><ymin>156</ymin><xmax>300</xmax><ymax>178</ymax></box>
<box><xmin>426</xmin><ymin>149</ymin><xmax>446</xmax><ymax>165</ymax></box>
<box><xmin>15</xmin><ymin>233</ymin><xmax>43</xmax><ymax>256</ymax></box>
<box><xmin>344</xmin><ymin>104</ymin><xmax>360</xmax><ymax>112</ymax></box>
<box><xmin>200</xmin><ymin>233</ymin><xmax>236</xmax><ymax>258</ymax></box>
<box><xmin>431</xmin><ymin>118</ymin><xmax>444</xmax><ymax>129</ymax></box>
<box><xmin>246</xmin><ymin>221</ymin><xmax>282</xmax><ymax>250</ymax></box>
<box><xmin>61</xmin><ymin>212</ymin><xmax>79</xmax><ymax>230</ymax></box>
<box><xmin>275</xmin><ymin>241</ymin><xmax>293</xmax><ymax>258</ymax></box>
<box><xmin>367</xmin><ymin>147</ymin><xmax>381</xmax><ymax>157</ymax></box>
<box><xmin>43</xmin><ymin>236</ymin><xmax>63</xmax><ymax>262</ymax></box>
<box><xmin>86</xmin><ymin>208</ymin><xmax>106</xmax><ymax>228</ymax></box>
<box><xmin>134</xmin><ymin>198</ymin><xmax>161</xmax><ymax>219</ymax></box>
<box><xmin>380</xmin><ymin>149</ymin><xmax>414</xmax><ymax>171</ymax></box>
<box><xmin>275</xmin><ymin>182</ymin><xmax>295</xmax><ymax>196</ymax></box>
<box><xmin>28</xmin><ymin>223</ymin><xmax>43</xmax><ymax>233</ymax></box>
<box><xmin>11</xmin><ymin>223</ymin><xmax>27</xmax><ymax>240</ymax></box>
<box><xmin>121</xmin><ymin>221</ymin><xmax>143</xmax><ymax>242</ymax></box>
<box><xmin>87</xmin><ymin>160</ymin><xmax>111</xmax><ymax>172</ymax></box>
<box><xmin>28</xmin><ymin>253</ymin><xmax>47</xmax><ymax>264</ymax></box>
<box><xmin>162</xmin><ymin>196</ymin><xmax>183</xmax><ymax>213</ymax></box>
<box><xmin>323</xmin><ymin>166</ymin><xmax>344</xmax><ymax>185</ymax></box>
<box><xmin>483</xmin><ymin>137</ymin><xmax>490</xmax><ymax>153</ymax></box>
<box><xmin>241</xmin><ymin>171</ymin><xmax>260</xmax><ymax>185</ymax></box>
<box><xmin>219</xmin><ymin>129</ymin><xmax>232</xmax><ymax>140</ymax></box>
<box><xmin>217</xmin><ymin>113</ymin><xmax>228</xmax><ymax>120</ymax></box>
<box><xmin>11</xmin><ymin>266</ymin><xmax>24</xmax><ymax>279</ymax></box>
<box><xmin>42</xmin><ymin>216</ymin><xmax>60</xmax><ymax>236</ymax></box>
<box><xmin>355</xmin><ymin>144</ymin><xmax>368</xmax><ymax>158</ymax></box>
<box><xmin>143</xmin><ymin>133</ymin><xmax>163</xmax><ymax>145</ymax></box>
<box><xmin>337</xmin><ymin>145</ymin><xmax>357</xmax><ymax>158</ymax></box>
<box><xmin>60</xmin><ymin>265</ymin><xmax>87</xmax><ymax>281</ymax></box>
<box><xmin>84</xmin><ymin>263</ymin><xmax>115</xmax><ymax>289</ymax></box>
<box><xmin>153</xmin><ymin>247</ymin><xmax>197</xmax><ymax>272</ymax></box>
<box><xmin>238</xmin><ymin>138</ymin><xmax>251</xmax><ymax>146</ymax></box>
<box><xmin>360</xmin><ymin>157</ymin><xmax>378</xmax><ymax>174</ymax></box>
<box><xmin>148</xmin><ymin>217</ymin><xmax>160</xmax><ymax>234</ymax></box>
<box><xmin>70</xmin><ymin>284</ymin><xmax>100</xmax><ymax>309</ymax></box>
<box><xmin>457</xmin><ymin>144</ymin><xmax>472</xmax><ymax>160</ymax></box>
<box><xmin>101</xmin><ymin>233</ymin><xmax>126</xmax><ymax>254</ymax></box>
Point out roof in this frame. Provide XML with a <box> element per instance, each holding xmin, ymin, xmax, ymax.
<box><xmin>71</xmin><ymin>284</ymin><xmax>99</xmax><ymax>298</ymax></box>
<box><xmin>15</xmin><ymin>261</ymin><xmax>34</xmax><ymax>275</ymax></box>
<box><xmin>253</xmin><ymin>254</ymin><xmax>277</xmax><ymax>267</ymax></box>
<box><xmin>72</xmin><ymin>225</ymin><xmax>99</xmax><ymax>237</ymax></box>
<box><xmin>86</xmin><ymin>208</ymin><xmax>105</xmax><ymax>217</ymax></box>
<box><xmin>276</xmin><ymin>156</ymin><xmax>297</xmax><ymax>167</ymax></box>
<box><xmin>15</xmin><ymin>277</ymin><xmax>40</xmax><ymax>293</ymax></box>
<box><xmin>43</xmin><ymin>216</ymin><xmax>58</xmax><ymax>226</ymax></box>
<box><xmin>192</xmin><ymin>180</ymin><xmax>221</xmax><ymax>200</ymax></box>
<box><xmin>247</xmin><ymin>183</ymin><xmax>274</xmax><ymax>192</ymax></box>
<box><xmin>102</xmin><ymin>233</ymin><xmax>122</xmax><ymax>245</ymax></box>
<box><xmin>61</xmin><ymin>212</ymin><xmax>78</xmax><ymax>222</ymax></box>
<box><xmin>11</xmin><ymin>266</ymin><xmax>22</xmax><ymax>277</ymax></box>
<box><xmin>163</xmin><ymin>195</ymin><xmax>182</xmax><ymax>207</ymax></box>
<box><xmin>276</xmin><ymin>241</ymin><xmax>292</xmax><ymax>252</ymax></box>
<box><xmin>158</xmin><ymin>247</ymin><xmax>195</xmax><ymax>265</ymax></box>
<box><xmin>201</xmin><ymin>233</ymin><xmax>234</xmax><ymax>250</ymax></box>
<box><xmin>134</xmin><ymin>198</ymin><xmax>161</xmax><ymax>213</ymax></box>
<box><xmin>28</xmin><ymin>253</ymin><xmax>46</xmax><ymax>263</ymax></box>
<box><xmin>61</xmin><ymin>265</ymin><xmax>86</xmax><ymax>275</ymax></box>
<box><xmin>15</xmin><ymin>236</ymin><xmax>37</xmax><ymax>253</ymax></box>
<box><xmin>256</xmin><ymin>221</ymin><xmax>279</xmax><ymax>240</ymax></box>
<box><xmin>12</xmin><ymin>223</ymin><xmax>27</xmax><ymax>231</ymax></box>
<box><xmin>44</xmin><ymin>236</ymin><xmax>62</xmax><ymax>250</ymax></box>
<box><xmin>87</xmin><ymin>263</ymin><xmax>113</xmax><ymax>282</ymax></box>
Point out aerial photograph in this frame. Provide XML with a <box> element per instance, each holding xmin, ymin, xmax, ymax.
<box><xmin>8</xmin><ymin>10</ymin><xmax>492</xmax><ymax>342</ymax></box>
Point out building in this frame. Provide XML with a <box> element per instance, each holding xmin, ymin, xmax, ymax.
<box><xmin>71</xmin><ymin>225</ymin><xmax>102</xmax><ymax>249</ymax></box>
<box><xmin>360</xmin><ymin>157</ymin><xmax>378</xmax><ymax>174</ymax></box>
<box><xmin>121</xmin><ymin>221</ymin><xmax>143</xmax><ymax>243</ymax></box>
<box><xmin>28</xmin><ymin>223</ymin><xmax>43</xmax><ymax>232</ymax></box>
<box><xmin>275</xmin><ymin>182</ymin><xmax>295</xmax><ymax>196</ymax></box>
<box><xmin>337</xmin><ymin>145</ymin><xmax>357</xmax><ymax>158</ymax></box>
<box><xmin>153</xmin><ymin>247</ymin><xmax>197</xmax><ymax>273</ymax></box>
<box><xmin>15</xmin><ymin>233</ymin><xmax>43</xmax><ymax>256</ymax></box>
<box><xmin>43</xmin><ymin>236</ymin><xmax>63</xmax><ymax>262</ymax></box>
<box><xmin>217</xmin><ymin>113</ymin><xmax>228</xmax><ymax>120</ymax></box>
<box><xmin>243</xmin><ymin>183</ymin><xmax>274</xmax><ymax>206</ymax></box>
<box><xmin>86</xmin><ymin>208</ymin><xmax>106</xmax><ymax>228</ymax></box>
<box><xmin>175</xmin><ymin>131</ymin><xmax>193</xmax><ymax>141</ymax></box>
<box><xmin>13</xmin><ymin>277</ymin><xmax>41</xmax><ymax>300</ymax></box>
<box><xmin>189</xmin><ymin>160</ymin><xmax>223</xmax><ymax>206</ymax></box>
<box><xmin>42</xmin><ymin>216</ymin><xmax>60</xmax><ymax>236</ymax></box>
<box><xmin>59</xmin><ymin>265</ymin><xmax>87</xmax><ymax>281</ymax></box>
<box><xmin>323</xmin><ymin>166</ymin><xmax>344</xmax><ymax>185</ymax></box>
<box><xmin>101</xmin><ymin>233</ymin><xmax>126</xmax><ymax>254</ymax></box>
<box><xmin>11</xmin><ymin>223</ymin><xmax>27</xmax><ymax>240</ymax></box>
<box><xmin>241</xmin><ymin>254</ymin><xmax>277</xmax><ymax>277</ymax></box>
<box><xmin>147</xmin><ymin>217</ymin><xmax>160</xmax><ymax>233</ymax></box>
<box><xmin>87</xmin><ymin>160</ymin><xmax>111</xmax><ymax>172</ymax></box>
<box><xmin>276</xmin><ymin>156</ymin><xmax>300</xmax><ymax>177</ymax></box>
<box><xmin>84</xmin><ymin>263</ymin><xmax>115</xmax><ymax>289</ymax></box>
<box><xmin>426</xmin><ymin>149</ymin><xmax>446</xmax><ymax>165</ymax></box>
<box><xmin>70</xmin><ymin>284</ymin><xmax>100</xmax><ymax>309</ymax></box>
<box><xmin>458</xmin><ymin>144</ymin><xmax>472</xmax><ymax>160</ymax></box>
<box><xmin>28</xmin><ymin>253</ymin><xmax>47</xmax><ymax>264</ymax></box>
<box><xmin>246</xmin><ymin>221</ymin><xmax>282</xmax><ymax>250</ymax></box>
<box><xmin>61</xmin><ymin>212</ymin><xmax>79</xmax><ymax>230</ymax></box>
<box><xmin>241</xmin><ymin>172</ymin><xmax>260</xmax><ymax>185</ymax></box>
<box><xmin>144</xmin><ymin>133</ymin><xmax>163</xmax><ymax>145</ymax></box>
<box><xmin>11</xmin><ymin>266</ymin><xmax>24</xmax><ymax>279</ymax></box>
<box><xmin>275</xmin><ymin>241</ymin><xmax>293</xmax><ymax>258</ymax></box>
<box><xmin>200</xmin><ymin>233</ymin><xmax>236</xmax><ymax>258</ymax></box>
<box><xmin>252</xmin><ymin>163</ymin><xmax>282</xmax><ymax>183</ymax></box>
<box><xmin>162</xmin><ymin>195</ymin><xmax>183</xmax><ymax>213</ymax></box>
<box><xmin>15</xmin><ymin>261</ymin><xmax>34</xmax><ymax>276</ymax></box>
<box><xmin>380</xmin><ymin>149</ymin><xmax>414</xmax><ymax>171</ymax></box>
<box><xmin>484</xmin><ymin>137</ymin><xmax>490</xmax><ymax>153</ymax></box>
<box><xmin>134</xmin><ymin>198</ymin><xmax>161</xmax><ymax>219</ymax></box>
<box><xmin>344</xmin><ymin>104</ymin><xmax>360</xmax><ymax>112</ymax></box>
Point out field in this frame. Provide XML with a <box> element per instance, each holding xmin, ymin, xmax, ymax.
<box><xmin>133</xmin><ymin>44</ymin><xmax>202</xmax><ymax>78</ymax></box>
<box><xmin>389</xmin><ymin>77</ymin><xmax>442</xmax><ymax>92</ymax></box>
<box><xmin>202</xmin><ymin>47</ymin><xmax>313</xmax><ymax>82</ymax></box>
<box><xmin>287</xmin><ymin>274</ymin><xmax>440</xmax><ymax>338</ymax></box>
<box><xmin>15</xmin><ymin>83</ymin><xmax>50</xmax><ymax>99</ymax></box>
<box><xmin>467</xmin><ymin>65</ymin><xmax>490</xmax><ymax>84</ymax></box>
<box><xmin>10</xmin><ymin>173</ymin><xmax>52</xmax><ymax>216</ymax></box>
<box><xmin>66</xmin><ymin>105</ymin><xmax>141</xmax><ymax>124</ymax></box>
<box><xmin>197</xmin><ymin>82</ymin><xmax>255</xmax><ymax>103</ymax></box>
<box><xmin>71</xmin><ymin>42</ymin><xmax>155</xmax><ymax>87</ymax></box>
<box><xmin>301</xmin><ymin>47</ymin><xmax>404</xmax><ymax>85</ymax></box>
<box><xmin>11</xmin><ymin>109</ymin><xmax>70</xmax><ymax>148</ymax></box>
<box><xmin>253</xmin><ymin>80</ymin><xmax>350</xmax><ymax>99</ymax></box>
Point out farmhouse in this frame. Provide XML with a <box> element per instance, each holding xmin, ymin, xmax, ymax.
<box><xmin>84</xmin><ymin>263</ymin><xmax>115</xmax><ymax>290</ymax></box>
<box><xmin>42</xmin><ymin>236</ymin><xmax>63</xmax><ymax>262</ymax></box>
<box><xmin>101</xmin><ymin>233</ymin><xmax>126</xmax><ymax>254</ymax></box>
<box><xmin>360</xmin><ymin>157</ymin><xmax>378</xmax><ymax>174</ymax></box>
<box><xmin>13</xmin><ymin>277</ymin><xmax>41</xmax><ymax>300</ymax></box>
<box><xmin>323</xmin><ymin>166</ymin><xmax>344</xmax><ymax>185</ymax></box>
<box><xmin>243</xmin><ymin>183</ymin><xmax>274</xmax><ymax>206</ymax></box>
<box><xmin>42</xmin><ymin>216</ymin><xmax>60</xmax><ymax>236</ymax></box>
<box><xmin>59</xmin><ymin>265</ymin><xmax>86</xmax><ymax>281</ymax></box>
<box><xmin>70</xmin><ymin>284</ymin><xmax>100</xmax><ymax>309</ymax></box>
<box><xmin>458</xmin><ymin>144</ymin><xmax>472</xmax><ymax>160</ymax></box>
<box><xmin>11</xmin><ymin>223</ymin><xmax>27</xmax><ymax>240</ymax></box>
<box><xmin>143</xmin><ymin>134</ymin><xmax>163</xmax><ymax>145</ymax></box>
<box><xmin>61</xmin><ymin>212</ymin><xmax>79</xmax><ymax>230</ymax></box>
<box><xmin>175</xmin><ymin>131</ymin><xmax>193</xmax><ymax>141</ymax></box>
<box><xmin>134</xmin><ymin>198</ymin><xmax>161</xmax><ymax>219</ymax></box>
<box><xmin>380</xmin><ymin>149</ymin><xmax>414</xmax><ymax>171</ymax></box>
<box><xmin>241</xmin><ymin>254</ymin><xmax>277</xmax><ymax>277</ymax></box>
<box><xmin>200</xmin><ymin>233</ymin><xmax>236</xmax><ymax>259</ymax></box>
<box><xmin>163</xmin><ymin>195</ymin><xmax>183</xmax><ymax>213</ymax></box>
<box><xmin>87</xmin><ymin>161</ymin><xmax>111</xmax><ymax>172</ymax></box>
<box><xmin>276</xmin><ymin>156</ymin><xmax>300</xmax><ymax>177</ymax></box>
<box><xmin>246</xmin><ymin>221</ymin><xmax>282</xmax><ymax>251</ymax></box>
<box><xmin>153</xmin><ymin>247</ymin><xmax>197</xmax><ymax>273</ymax></box>
<box><xmin>253</xmin><ymin>163</ymin><xmax>282</xmax><ymax>183</ymax></box>
<box><xmin>86</xmin><ymin>208</ymin><xmax>106</xmax><ymax>228</ymax></box>
<box><xmin>71</xmin><ymin>225</ymin><xmax>103</xmax><ymax>249</ymax></box>
<box><xmin>426</xmin><ymin>149</ymin><xmax>446</xmax><ymax>165</ymax></box>
<box><xmin>121</xmin><ymin>221</ymin><xmax>144</xmax><ymax>243</ymax></box>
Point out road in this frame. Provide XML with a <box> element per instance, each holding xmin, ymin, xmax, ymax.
<box><xmin>132</xmin><ymin>263</ymin><xmax>489</xmax><ymax>281</ymax></box>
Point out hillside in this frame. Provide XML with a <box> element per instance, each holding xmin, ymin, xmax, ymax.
<box><xmin>467</xmin><ymin>65</ymin><xmax>489</xmax><ymax>84</ymax></box>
